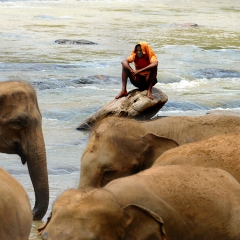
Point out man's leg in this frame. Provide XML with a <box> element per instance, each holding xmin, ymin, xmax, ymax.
<box><xmin>115</xmin><ymin>66</ymin><xmax>131</xmax><ymax>99</ymax></box>
<box><xmin>146</xmin><ymin>66</ymin><xmax>157</xmax><ymax>99</ymax></box>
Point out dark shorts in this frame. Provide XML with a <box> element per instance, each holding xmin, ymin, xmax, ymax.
<box><xmin>130</xmin><ymin>75</ymin><xmax>158</xmax><ymax>90</ymax></box>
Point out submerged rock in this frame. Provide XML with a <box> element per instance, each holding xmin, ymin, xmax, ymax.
<box><xmin>55</xmin><ymin>39</ymin><xmax>97</xmax><ymax>45</ymax></box>
<box><xmin>31</xmin><ymin>80</ymin><xmax>67</xmax><ymax>90</ymax></box>
<box><xmin>195</xmin><ymin>68</ymin><xmax>240</xmax><ymax>79</ymax></box>
<box><xmin>175</xmin><ymin>23</ymin><xmax>198</xmax><ymax>27</ymax></box>
<box><xmin>77</xmin><ymin>87</ymin><xmax>168</xmax><ymax>131</ymax></box>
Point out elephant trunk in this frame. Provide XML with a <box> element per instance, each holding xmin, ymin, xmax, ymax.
<box><xmin>79</xmin><ymin>176</ymin><xmax>95</xmax><ymax>189</ymax></box>
<box><xmin>79</xmin><ymin>161</ymin><xmax>101</xmax><ymax>189</ymax></box>
<box><xmin>25</xmin><ymin>130</ymin><xmax>49</xmax><ymax>221</ymax></box>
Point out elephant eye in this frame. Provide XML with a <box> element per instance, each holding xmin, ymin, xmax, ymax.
<box><xmin>103</xmin><ymin>170</ymin><xmax>117</xmax><ymax>180</ymax></box>
<box><xmin>9</xmin><ymin>121</ymin><xmax>25</xmax><ymax>129</ymax></box>
<box><xmin>8</xmin><ymin>120</ymin><xmax>27</xmax><ymax>130</ymax></box>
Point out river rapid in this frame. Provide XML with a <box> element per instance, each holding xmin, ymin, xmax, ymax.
<box><xmin>0</xmin><ymin>0</ymin><xmax>240</xmax><ymax>239</ymax></box>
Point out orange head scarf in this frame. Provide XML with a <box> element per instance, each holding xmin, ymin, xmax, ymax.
<box><xmin>128</xmin><ymin>41</ymin><xmax>158</xmax><ymax>64</ymax></box>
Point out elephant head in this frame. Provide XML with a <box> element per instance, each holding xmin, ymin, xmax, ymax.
<box><xmin>79</xmin><ymin>117</ymin><xmax>178</xmax><ymax>189</ymax></box>
<box><xmin>0</xmin><ymin>81</ymin><xmax>49</xmax><ymax>220</ymax></box>
<box><xmin>40</xmin><ymin>189</ymin><xmax>166</xmax><ymax>240</ymax></box>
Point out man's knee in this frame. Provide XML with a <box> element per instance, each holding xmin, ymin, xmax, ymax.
<box><xmin>151</xmin><ymin>66</ymin><xmax>158</xmax><ymax>74</ymax></box>
<box><xmin>122</xmin><ymin>65</ymin><xmax>131</xmax><ymax>75</ymax></box>
<box><xmin>149</xmin><ymin>67</ymin><xmax>157</xmax><ymax>80</ymax></box>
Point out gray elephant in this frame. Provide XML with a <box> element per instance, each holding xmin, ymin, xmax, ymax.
<box><xmin>40</xmin><ymin>165</ymin><xmax>240</xmax><ymax>240</ymax></box>
<box><xmin>79</xmin><ymin>114</ymin><xmax>240</xmax><ymax>189</ymax></box>
<box><xmin>0</xmin><ymin>81</ymin><xmax>48</xmax><ymax>220</ymax></box>
<box><xmin>0</xmin><ymin>167</ymin><xmax>32</xmax><ymax>240</ymax></box>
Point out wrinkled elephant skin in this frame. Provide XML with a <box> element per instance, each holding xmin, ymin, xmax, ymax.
<box><xmin>0</xmin><ymin>168</ymin><xmax>32</xmax><ymax>240</ymax></box>
<box><xmin>41</xmin><ymin>165</ymin><xmax>240</xmax><ymax>240</ymax></box>
<box><xmin>141</xmin><ymin>114</ymin><xmax>240</xmax><ymax>145</ymax></box>
<box><xmin>79</xmin><ymin>115</ymin><xmax>240</xmax><ymax>189</ymax></box>
<box><xmin>79</xmin><ymin>116</ymin><xmax>179</xmax><ymax>188</ymax></box>
<box><xmin>154</xmin><ymin>133</ymin><xmax>240</xmax><ymax>182</ymax></box>
<box><xmin>0</xmin><ymin>81</ymin><xmax>49</xmax><ymax>220</ymax></box>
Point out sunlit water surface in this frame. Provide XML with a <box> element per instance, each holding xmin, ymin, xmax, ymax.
<box><xmin>0</xmin><ymin>0</ymin><xmax>240</xmax><ymax>239</ymax></box>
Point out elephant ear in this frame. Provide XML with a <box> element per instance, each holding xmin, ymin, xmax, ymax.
<box><xmin>142</xmin><ymin>133</ymin><xmax>179</xmax><ymax>165</ymax></box>
<box><xmin>122</xmin><ymin>204</ymin><xmax>166</xmax><ymax>240</ymax></box>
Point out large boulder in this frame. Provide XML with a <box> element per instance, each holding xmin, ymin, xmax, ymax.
<box><xmin>77</xmin><ymin>87</ymin><xmax>168</xmax><ymax>130</ymax></box>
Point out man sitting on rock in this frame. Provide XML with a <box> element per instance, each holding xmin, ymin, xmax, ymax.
<box><xmin>115</xmin><ymin>41</ymin><xmax>158</xmax><ymax>100</ymax></box>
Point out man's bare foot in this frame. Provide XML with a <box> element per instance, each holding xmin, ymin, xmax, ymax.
<box><xmin>115</xmin><ymin>90</ymin><xmax>128</xmax><ymax>99</ymax></box>
<box><xmin>147</xmin><ymin>91</ymin><xmax>154</xmax><ymax>100</ymax></box>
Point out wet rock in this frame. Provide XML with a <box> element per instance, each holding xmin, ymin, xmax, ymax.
<box><xmin>31</xmin><ymin>80</ymin><xmax>67</xmax><ymax>90</ymax></box>
<box><xmin>31</xmin><ymin>75</ymin><xmax>120</xmax><ymax>90</ymax></box>
<box><xmin>175</xmin><ymin>23</ymin><xmax>198</xmax><ymax>27</ymax></box>
<box><xmin>194</xmin><ymin>68</ymin><xmax>240</xmax><ymax>79</ymax></box>
<box><xmin>87</xmin><ymin>75</ymin><xmax>117</xmax><ymax>81</ymax></box>
<box><xmin>86</xmin><ymin>75</ymin><xmax>120</xmax><ymax>84</ymax></box>
<box><xmin>55</xmin><ymin>39</ymin><xmax>97</xmax><ymax>45</ymax></box>
<box><xmin>71</xmin><ymin>78</ymin><xmax>100</xmax><ymax>85</ymax></box>
<box><xmin>71</xmin><ymin>75</ymin><xmax>120</xmax><ymax>85</ymax></box>
<box><xmin>77</xmin><ymin>87</ymin><xmax>168</xmax><ymax>131</ymax></box>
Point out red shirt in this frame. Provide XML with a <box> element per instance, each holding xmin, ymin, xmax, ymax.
<box><xmin>127</xmin><ymin>41</ymin><xmax>158</xmax><ymax>76</ymax></box>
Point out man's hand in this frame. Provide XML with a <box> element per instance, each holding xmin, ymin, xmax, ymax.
<box><xmin>131</xmin><ymin>69</ymin><xmax>141</xmax><ymax>80</ymax></box>
<box><xmin>132</xmin><ymin>69</ymin><xmax>141</xmax><ymax>76</ymax></box>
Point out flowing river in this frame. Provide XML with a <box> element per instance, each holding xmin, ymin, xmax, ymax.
<box><xmin>0</xmin><ymin>0</ymin><xmax>240</xmax><ymax>239</ymax></box>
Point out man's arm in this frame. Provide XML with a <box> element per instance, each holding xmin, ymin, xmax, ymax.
<box><xmin>121</xmin><ymin>59</ymin><xmax>135</xmax><ymax>78</ymax></box>
<box><xmin>121</xmin><ymin>59</ymin><xmax>133</xmax><ymax>71</ymax></box>
<box><xmin>133</xmin><ymin>60</ymin><xmax>158</xmax><ymax>75</ymax></box>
